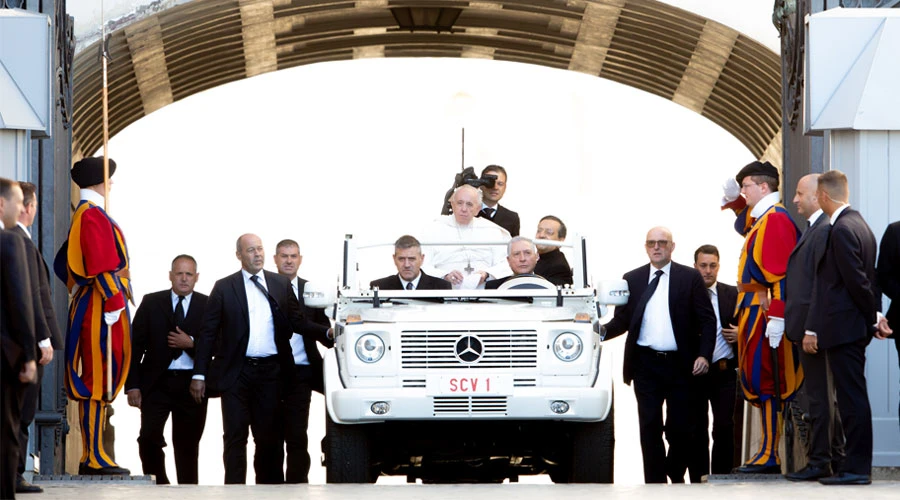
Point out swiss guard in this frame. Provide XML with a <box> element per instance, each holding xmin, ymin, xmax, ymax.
<box><xmin>721</xmin><ymin>160</ymin><xmax>803</xmax><ymax>474</ymax></box>
<box><xmin>55</xmin><ymin>157</ymin><xmax>133</xmax><ymax>475</ymax></box>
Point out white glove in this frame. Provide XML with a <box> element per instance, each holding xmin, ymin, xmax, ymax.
<box><xmin>104</xmin><ymin>308</ymin><xmax>124</xmax><ymax>326</ymax></box>
<box><xmin>765</xmin><ymin>317</ymin><xmax>784</xmax><ymax>349</ymax></box>
<box><xmin>722</xmin><ymin>177</ymin><xmax>740</xmax><ymax>202</ymax></box>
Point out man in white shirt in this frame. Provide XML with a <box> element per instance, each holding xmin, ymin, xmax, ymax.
<box><xmin>273</xmin><ymin>239</ymin><xmax>333</xmax><ymax>483</ymax></box>
<box><xmin>422</xmin><ymin>184</ymin><xmax>511</xmax><ymax>289</ymax></box>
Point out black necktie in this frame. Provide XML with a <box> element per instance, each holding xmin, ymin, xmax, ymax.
<box><xmin>406</xmin><ymin>282</ymin><xmax>414</xmax><ymax>290</ymax></box>
<box><xmin>630</xmin><ymin>270</ymin><xmax>664</xmax><ymax>335</ymax></box>
<box><xmin>480</xmin><ymin>207</ymin><xmax>495</xmax><ymax>218</ymax></box>
<box><xmin>172</xmin><ymin>295</ymin><xmax>185</xmax><ymax>360</ymax></box>
<box><xmin>250</xmin><ymin>275</ymin><xmax>279</xmax><ymax>314</ymax></box>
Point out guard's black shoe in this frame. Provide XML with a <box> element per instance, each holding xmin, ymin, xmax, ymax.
<box><xmin>733</xmin><ymin>463</ymin><xmax>782</xmax><ymax>474</ymax></box>
<box><xmin>818</xmin><ymin>472</ymin><xmax>871</xmax><ymax>485</ymax></box>
<box><xmin>15</xmin><ymin>476</ymin><xmax>43</xmax><ymax>493</ymax></box>
<box><xmin>78</xmin><ymin>464</ymin><xmax>131</xmax><ymax>476</ymax></box>
<box><xmin>786</xmin><ymin>464</ymin><xmax>832</xmax><ymax>481</ymax></box>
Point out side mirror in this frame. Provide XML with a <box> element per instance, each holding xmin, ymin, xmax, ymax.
<box><xmin>596</xmin><ymin>279</ymin><xmax>629</xmax><ymax>306</ymax></box>
<box><xmin>303</xmin><ymin>282</ymin><xmax>336</xmax><ymax>309</ymax></box>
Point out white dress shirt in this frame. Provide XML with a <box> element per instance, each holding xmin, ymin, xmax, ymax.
<box><xmin>168</xmin><ymin>290</ymin><xmax>195</xmax><ymax>370</ymax></box>
<box><xmin>242</xmin><ymin>270</ymin><xmax>278</xmax><ymax>357</ymax></box>
<box><xmin>289</xmin><ymin>277</ymin><xmax>310</xmax><ymax>366</ymax></box>
<box><xmin>708</xmin><ymin>284</ymin><xmax>733</xmax><ymax>363</ymax></box>
<box><xmin>637</xmin><ymin>262</ymin><xmax>677</xmax><ymax>351</ymax></box>
<box><xmin>400</xmin><ymin>272</ymin><xmax>422</xmax><ymax>291</ymax></box>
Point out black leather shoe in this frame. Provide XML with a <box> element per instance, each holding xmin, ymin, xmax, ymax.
<box><xmin>78</xmin><ymin>464</ymin><xmax>131</xmax><ymax>476</ymax></box>
<box><xmin>786</xmin><ymin>464</ymin><xmax>832</xmax><ymax>481</ymax></box>
<box><xmin>15</xmin><ymin>476</ymin><xmax>43</xmax><ymax>493</ymax></box>
<box><xmin>818</xmin><ymin>472</ymin><xmax>871</xmax><ymax>485</ymax></box>
<box><xmin>733</xmin><ymin>463</ymin><xmax>782</xmax><ymax>474</ymax></box>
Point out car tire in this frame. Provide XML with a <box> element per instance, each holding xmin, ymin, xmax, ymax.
<box><xmin>569</xmin><ymin>402</ymin><xmax>615</xmax><ymax>483</ymax></box>
<box><xmin>324</xmin><ymin>414</ymin><xmax>376</xmax><ymax>483</ymax></box>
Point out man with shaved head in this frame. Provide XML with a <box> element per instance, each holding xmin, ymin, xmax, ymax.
<box><xmin>422</xmin><ymin>184</ymin><xmax>511</xmax><ymax>289</ymax></box>
<box><xmin>784</xmin><ymin>174</ymin><xmax>845</xmax><ymax>481</ymax></box>
<box><xmin>602</xmin><ymin>226</ymin><xmax>716</xmax><ymax>483</ymax></box>
<box><xmin>190</xmin><ymin>234</ymin><xmax>333</xmax><ymax>484</ymax></box>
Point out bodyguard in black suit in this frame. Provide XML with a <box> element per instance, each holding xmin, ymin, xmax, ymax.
<box><xmin>603</xmin><ymin>227</ymin><xmax>717</xmax><ymax>483</ymax></box>
<box><xmin>190</xmin><ymin>234</ymin><xmax>332</xmax><ymax>484</ymax></box>
<box><xmin>370</xmin><ymin>235</ymin><xmax>452</xmax><ymax>291</ymax></box>
<box><xmin>534</xmin><ymin>216</ymin><xmax>574</xmax><ymax>286</ymax></box>
<box><xmin>273</xmin><ymin>239</ymin><xmax>334</xmax><ymax>483</ymax></box>
<box><xmin>805</xmin><ymin>171</ymin><xmax>892</xmax><ymax>485</ymax></box>
<box><xmin>125</xmin><ymin>255</ymin><xmax>209</xmax><ymax>484</ymax></box>
<box><xmin>1</xmin><ymin>178</ymin><xmax>37</xmax><ymax>500</ymax></box>
<box><xmin>784</xmin><ymin>174</ymin><xmax>845</xmax><ymax>481</ymax></box>
<box><xmin>681</xmin><ymin>245</ymin><xmax>740</xmax><ymax>481</ymax></box>
<box><xmin>477</xmin><ymin>165</ymin><xmax>520</xmax><ymax>237</ymax></box>
<box><xmin>877</xmin><ymin>220</ymin><xmax>900</xmax><ymax>429</ymax></box>
<box><xmin>10</xmin><ymin>182</ymin><xmax>63</xmax><ymax>494</ymax></box>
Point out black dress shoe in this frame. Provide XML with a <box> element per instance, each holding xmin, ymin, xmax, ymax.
<box><xmin>733</xmin><ymin>463</ymin><xmax>782</xmax><ymax>474</ymax></box>
<box><xmin>15</xmin><ymin>476</ymin><xmax>43</xmax><ymax>493</ymax></box>
<box><xmin>78</xmin><ymin>464</ymin><xmax>131</xmax><ymax>476</ymax></box>
<box><xmin>785</xmin><ymin>464</ymin><xmax>832</xmax><ymax>481</ymax></box>
<box><xmin>818</xmin><ymin>472</ymin><xmax>871</xmax><ymax>485</ymax></box>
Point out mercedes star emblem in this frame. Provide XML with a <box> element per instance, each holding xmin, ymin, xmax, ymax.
<box><xmin>455</xmin><ymin>335</ymin><xmax>484</xmax><ymax>363</ymax></box>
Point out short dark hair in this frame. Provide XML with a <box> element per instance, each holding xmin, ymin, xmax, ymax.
<box><xmin>750</xmin><ymin>175</ymin><xmax>779</xmax><ymax>193</ymax></box>
<box><xmin>481</xmin><ymin>164</ymin><xmax>507</xmax><ymax>179</ymax></box>
<box><xmin>818</xmin><ymin>170</ymin><xmax>849</xmax><ymax>203</ymax></box>
<box><xmin>693</xmin><ymin>244</ymin><xmax>720</xmax><ymax>263</ymax></box>
<box><xmin>394</xmin><ymin>235</ymin><xmax>421</xmax><ymax>251</ymax></box>
<box><xmin>171</xmin><ymin>254</ymin><xmax>197</xmax><ymax>269</ymax></box>
<box><xmin>276</xmin><ymin>239</ymin><xmax>300</xmax><ymax>253</ymax></box>
<box><xmin>539</xmin><ymin>215</ymin><xmax>567</xmax><ymax>239</ymax></box>
<box><xmin>19</xmin><ymin>182</ymin><xmax>36</xmax><ymax>206</ymax></box>
<box><xmin>0</xmin><ymin>177</ymin><xmax>19</xmax><ymax>200</ymax></box>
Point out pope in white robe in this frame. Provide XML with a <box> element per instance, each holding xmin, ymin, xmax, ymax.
<box><xmin>421</xmin><ymin>185</ymin><xmax>511</xmax><ymax>289</ymax></box>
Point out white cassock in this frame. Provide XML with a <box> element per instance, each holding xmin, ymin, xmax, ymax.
<box><xmin>421</xmin><ymin>215</ymin><xmax>512</xmax><ymax>289</ymax></box>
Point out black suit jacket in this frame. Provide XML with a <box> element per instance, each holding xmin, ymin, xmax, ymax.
<box><xmin>1</xmin><ymin>229</ymin><xmax>36</xmax><ymax>370</ymax></box>
<box><xmin>807</xmin><ymin>208</ymin><xmax>880</xmax><ymax>350</ymax></box>
<box><xmin>603</xmin><ymin>261</ymin><xmax>717</xmax><ymax>385</ymax></box>
<box><xmin>715</xmin><ymin>282</ymin><xmax>738</xmax><ymax>357</ymax></box>
<box><xmin>784</xmin><ymin>213</ymin><xmax>831</xmax><ymax>343</ymax></box>
<box><xmin>533</xmin><ymin>249</ymin><xmax>573</xmax><ymax>286</ymax></box>
<box><xmin>877</xmin><ymin>220</ymin><xmax>900</xmax><ymax>330</ymax></box>
<box><xmin>370</xmin><ymin>272</ymin><xmax>451</xmax><ymax>291</ymax></box>
<box><xmin>126</xmin><ymin>289</ymin><xmax>209</xmax><ymax>394</ymax></box>
<box><xmin>193</xmin><ymin>270</ymin><xmax>329</xmax><ymax>394</ymax></box>
<box><xmin>478</xmin><ymin>204</ymin><xmax>520</xmax><ymax>237</ymax></box>
<box><xmin>11</xmin><ymin>225</ymin><xmax>63</xmax><ymax>350</ymax></box>
<box><xmin>294</xmin><ymin>277</ymin><xmax>333</xmax><ymax>394</ymax></box>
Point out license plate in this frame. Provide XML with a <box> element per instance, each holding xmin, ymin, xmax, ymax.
<box><xmin>427</xmin><ymin>375</ymin><xmax>512</xmax><ymax>395</ymax></box>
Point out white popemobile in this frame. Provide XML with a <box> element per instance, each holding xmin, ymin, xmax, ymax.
<box><xmin>305</xmin><ymin>235</ymin><xmax>629</xmax><ymax>483</ymax></box>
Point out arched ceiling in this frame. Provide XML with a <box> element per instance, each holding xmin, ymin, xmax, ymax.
<box><xmin>71</xmin><ymin>0</ymin><xmax>782</xmax><ymax>166</ymax></box>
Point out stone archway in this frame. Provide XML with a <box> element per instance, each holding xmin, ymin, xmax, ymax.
<box><xmin>72</xmin><ymin>0</ymin><xmax>781</xmax><ymax>166</ymax></box>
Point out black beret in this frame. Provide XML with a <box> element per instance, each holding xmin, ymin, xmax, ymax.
<box><xmin>71</xmin><ymin>157</ymin><xmax>116</xmax><ymax>188</ymax></box>
<box><xmin>735</xmin><ymin>160</ymin><xmax>778</xmax><ymax>185</ymax></box>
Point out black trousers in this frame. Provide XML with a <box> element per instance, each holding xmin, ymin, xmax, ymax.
<box><xmin>221</xmin><ymin>357</ymin><xmax>284</xmax><ymax>484</ymax></box>
<box><xmin>17</xmin><ymin>363</ymin><xmax>42</xmax><ymax>476</ymax></box>
<box><xmin>683</xmin><ymin>357</ymin><xmax>740</xmax><ymax>481</ymax></box>
<box><xmin>283</xmin><ymin>365</ymin><xmax>313</xmax><ymax>483</ymax></box>
<box><xmin>632</xmin><ymin>347</ymin><xmax>691</xmax><ymax>484</ymax></box>
<box><xmin>826</xmin><ymin>338</ymin><xmax>872</xmax><ymax>476</ymax></box>
<box><xmin>137</xmin><ymin>370</ymin><xmax>208</xmax><ymax>484</ymax></box>
<box><xmin>797</xmin><ymin>348</ymin><xmax>845</xmax><ymax>470</ymax></box>
<box><xmin>2</xmin><ymin>357</ymin><xmax>26</xmax><ymax>500</ymax></box>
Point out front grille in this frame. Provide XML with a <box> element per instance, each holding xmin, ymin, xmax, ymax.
<box><xmin>433</xmin><ymin>396</ymin><xmax>508</xmax><ymax>415</ymax></box>
<box><xmin>400</xmin><ymin>330</ymin><xmax>538</xmax><ymax>369</ymax></box>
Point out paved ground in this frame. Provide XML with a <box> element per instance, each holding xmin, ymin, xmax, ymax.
<box><xmin>22</xmin><ymin>481</ymin><xmax>900</xmax><ymax>500</ymax></box>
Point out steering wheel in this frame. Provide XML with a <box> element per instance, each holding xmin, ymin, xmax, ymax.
<box><xmin>497</xmin><ymin>274</ymin><xmax>555</xmax><ymax>290</ymax></box>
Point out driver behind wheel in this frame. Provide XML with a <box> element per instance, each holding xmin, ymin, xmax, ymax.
<box><xmin>485</xmin><ymin>237</ymin><xmax>545</xmax><ymax>289</ymax></box>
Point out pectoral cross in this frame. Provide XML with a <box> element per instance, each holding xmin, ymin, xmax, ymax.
<box><xmin>464</xmin><ymin>261</ymin><xmax>474</xmax><ymax>274</ymax></box>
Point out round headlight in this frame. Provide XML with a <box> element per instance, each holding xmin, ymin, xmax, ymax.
<box><xmin>553</xmin><ymin>332</ymin><xmax>583</xmax><ymax>362</ymax></box>
<box><xmin>355</xmin><ymin>334</ymin><xmax>385</xmax><ymax>363</ymax></box>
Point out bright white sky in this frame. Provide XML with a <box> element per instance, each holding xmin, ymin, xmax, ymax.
<box><xmin>70</xmin><ymin>0</ymin><xmax>782</xmax><ymax>487</ymax></box>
